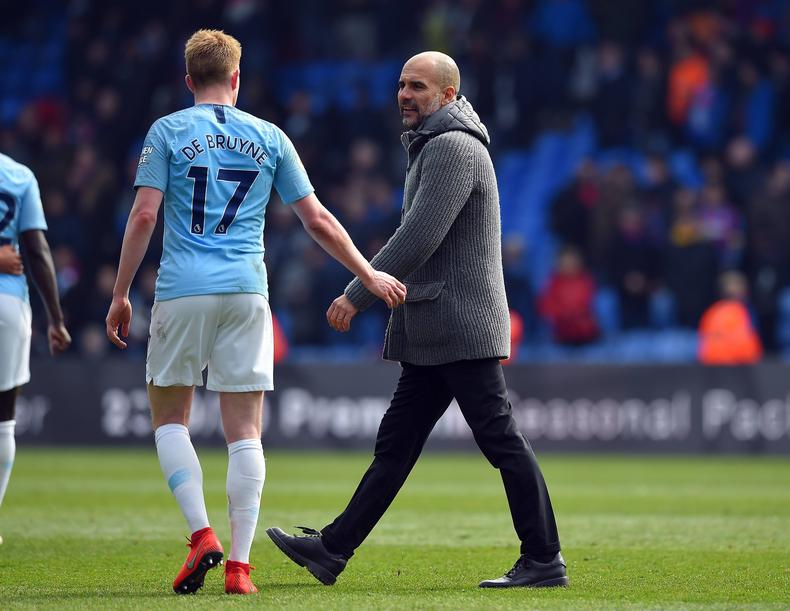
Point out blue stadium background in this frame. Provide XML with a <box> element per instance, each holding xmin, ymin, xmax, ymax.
<box><xmin>4</xmin><ymin>0</ymin><xmax>790</xmax><ymax>364</ymax></box>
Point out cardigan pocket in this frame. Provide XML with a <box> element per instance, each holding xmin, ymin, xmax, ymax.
<box><xmin>404</xmin><ymin>281</ymin><xmax>445</xmax><ymax>302</ymax></box>
<box><xmin>403</xmin><ymin>281</ymin><xmax>448</xmax><ymax>346</ymax></box>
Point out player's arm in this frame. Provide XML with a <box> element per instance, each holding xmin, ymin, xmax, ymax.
<box><xmin>106</xmin><ymin>186</ymin><xmax>163</xmax><ymax>349</ymax></box>
<box><xmin>19</xmin><ymin>230</ymin><xmax>71</xmax><ymax>355</ymax></box>
<box><xmin>291</xmin><ymin>193</ymin><xmax>406</xmax><ymax>309</ymax></box>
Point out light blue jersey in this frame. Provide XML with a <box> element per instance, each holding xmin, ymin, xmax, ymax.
<box><xmin>0</xmin><ymin>153</ymin><xmax>48</xmax><ymax>302</ymax></box>
<box><xmin>134</xmin><ymin>104</ymin><xmax>314</xmax><ymax>301</ymax></box>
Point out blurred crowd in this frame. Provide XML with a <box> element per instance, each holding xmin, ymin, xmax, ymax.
<box><xmin>2</xmin><ymin>0</ymin><xmax>790</xmax><ymax>360</ymax></box>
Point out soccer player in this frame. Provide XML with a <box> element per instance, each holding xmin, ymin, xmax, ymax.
<box><xmin>0</xmin><ymin>153</ymin><xmax>71</xmax><ymax>544</ymax></box>
<box><xmin>105</xmin><ymin>30</ymin><xmax>405</xmax><ymax>595</ymax></box>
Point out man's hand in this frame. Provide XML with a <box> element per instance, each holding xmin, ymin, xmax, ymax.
<box><xmin>361</xmin><ymin>270</ymin><xmax>406</xmax><ymax>309</ymax></box>
<box><xmin>106</xmin><ymin>296</ymin><xmax>132</xmax><ymax>349</ymax></box>
<box><xmin>327</xmin><ymin>295</ymin><xmax>359</xmax><ymax>333</ymax></box>
<box><xmin>0</xmin><ymin>245</ymin><xmax>23</xmax><ymax>275</ymax></box>
<box><xmin>48</xmin><ymin>323</ymin><xmax>71</xmax><ymax>355</ymax></box>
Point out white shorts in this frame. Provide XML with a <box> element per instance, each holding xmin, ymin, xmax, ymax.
<box><xmin>0</xmin><ymin>293</ymin><xmax>32</xmax><ymax>392</ymax></box>
<box><xmin>146</xmin><ymin>293</ymin><xmax>274</xmax><ymax>392</ymax></box>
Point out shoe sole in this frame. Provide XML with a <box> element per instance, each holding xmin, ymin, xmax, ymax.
<box><xmin>174</xmin><ymin>551</ymin><xmax>224</xmax><ymax>594</ymax></box>
<box><xmin>479</xmin><ymin>575</ymin><xmax>569</xmax><ymax>588</ymax></box>
<box><xmin>266</xmin><ymin>527</ymin><xmax>336</xmax><ymax>586</ymax></box>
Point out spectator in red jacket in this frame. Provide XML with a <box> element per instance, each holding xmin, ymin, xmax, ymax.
<box><xmin>538</xmin><ymin>246</ymin><xmax>599</xmax><ymax>345</ymax></box>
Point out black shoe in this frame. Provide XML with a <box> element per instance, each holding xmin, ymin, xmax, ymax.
<box><xmin>479</xmin><ymin>552</ymin><xmax>568</xmax><ymax>588</ymax></box>
<box><xmin>266</xmin><ymin>526</ymin><xmax>347</xmax><ymax>585</ymax></box>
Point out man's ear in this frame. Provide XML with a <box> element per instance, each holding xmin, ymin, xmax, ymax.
<box><xmin>231</xmin><ymin>68</ymin><xmax>240</xmax><ymax>91</ymax></box>
<box><xmin>441</xmin><ymin>86</ymin><xmax>457</xmax><ymax>106</ymax></box>
<box><xmin>185</xmin><ymin>74</ymin><xmax>195</xmax><ymax>94</ymax></box>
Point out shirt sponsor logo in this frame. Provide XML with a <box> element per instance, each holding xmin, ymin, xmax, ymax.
<box><xmin>138</xmin><ymin>146</ymin><xmax>154</xmax><ymax>166</ymax></box>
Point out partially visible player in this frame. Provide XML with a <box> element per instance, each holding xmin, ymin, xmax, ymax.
<box><xmin>105</xmin><ymin>30</ymin><xmax>405</xmax><ymax>595</ymax></box>
<box><xmin>0</xmin><ymin>153</ymin><xmax>72</xmax><ymax>544</ymax></box>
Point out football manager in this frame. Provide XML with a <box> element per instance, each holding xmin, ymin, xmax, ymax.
<box><xmin>268</xmin><ymin>51</ymin><xmax>567</xmax><ymax>589</ymax></box>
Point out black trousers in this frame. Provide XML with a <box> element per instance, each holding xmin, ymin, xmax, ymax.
<box><xmin>321</xmin><ymin>358</ymin><xmax>561</xmax><ymax>559</ymax></box>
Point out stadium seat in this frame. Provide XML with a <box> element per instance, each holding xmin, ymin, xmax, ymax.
<box><xmin>0</xmin><ymin>99</ymin><xmax>23</xmax><ymax>125</ymax></box>
<box><xmin>498</xmin><ymin>117</ymin><xmax>597</xmax><ymax>292</ymax></box>
<box><xmin>651</xmin><ymin>328</ymin><xmax>699</xmax><ymax>362</ymax></box>
<box><xmin>594</xmin><ymin>286</ymin><xmax>620</xmax><ymax>336</ymax></box>
<box><xmin>669</xmin><ymin>149</ymin><xmax>704</xmax><ymax>188</ymax></box>
<box><xmin>650</xmin><ymin>289</ymin><xmax>677</xmax><ymax>329</ymax></box>
<box><xmin>368</xmin><ymin>61</ymin><xmax>401</xmax><ymax>107</ymax></box>
<box><xmin>496</xmin><ymin>151</ymin><xmax>533</xmax><ymax>231</ymax></box>
<box><xmin>775</xmin><ymin>287</ymin><xmax>790</xmax><ymax>349</ymax></box>
<box><xmin>0</xmin><ymin>17</ymin><xmax>66</xmax><ymax>126</ymax></box>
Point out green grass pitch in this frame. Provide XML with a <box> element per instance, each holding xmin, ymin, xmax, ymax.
<box><xmin>0</xmin><ymin>449</ymin><xmax>788</xmax><ymax>609</ymax></box>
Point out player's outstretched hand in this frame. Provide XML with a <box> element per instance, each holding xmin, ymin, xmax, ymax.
<box><xmin>106</xmin><ymin>296</ymin><xmax>132</xmax><ymax>349</ymax></box>
<box><xmin>48</xmin><ymin>323</ymin><xmax>71</xmax><ymax>356</ymax></box>
<box><xmin>362</xmin><ymin>270</ymin><xmax>406</xmax><ymax>309</ymax></box>
<box><xmin>327</xmin><ymin>294</ymin><xmax>358</xmax><ymax>333</ymax></box>
<box><xmin>0</xmin><ymin>245</ymin><xmax>23</xmax><ymax>275</ymax></box>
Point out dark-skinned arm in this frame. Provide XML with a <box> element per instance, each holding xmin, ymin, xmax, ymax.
<box><xmin>20</xmin><ymin>230</ymin><xmax>71</xmax><ymax>355</ymax></box>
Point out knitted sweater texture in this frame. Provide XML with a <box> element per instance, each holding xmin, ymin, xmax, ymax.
<box><xmin>345</xmin><ymin>96</ymin><xmax>510</xmax><ymax>365</ymax></box>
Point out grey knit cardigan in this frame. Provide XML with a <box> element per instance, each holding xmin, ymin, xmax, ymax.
<box><xmin>345</xmin><ymin>96</ymin><xmax>510</xmax><ymax>366</ymax></box>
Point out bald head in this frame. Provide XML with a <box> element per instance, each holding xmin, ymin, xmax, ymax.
<box><xmin>404</xmin><ymin>51</ymin><xmax>461</xmax><ymax>92</ymax></box>
<box><xmin>398</xmin><ymin>51</ymin><xmax>461</xmax><ymax>129</ymax></box>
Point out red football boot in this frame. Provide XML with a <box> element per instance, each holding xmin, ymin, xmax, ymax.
<box><xmin>225</xmin><ymin>560</ymin><xmax>259</xmax><ymax>594</ymax></box>
<box><xmin>172</xmin><ymin>527</ymin><xmax>224</xmax><ymax>594</ymax></box>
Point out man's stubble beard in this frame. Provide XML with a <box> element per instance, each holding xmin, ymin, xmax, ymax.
<box><xmin>401</xmin><ymin>94</ymin><xmax>443</xmax><ymax>130</ymax></box>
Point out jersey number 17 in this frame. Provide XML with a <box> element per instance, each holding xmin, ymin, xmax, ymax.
<box><xmin>186</xmin><ymin>166</ymin><xmax>259</xmax><ymax>235</ymax></box>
